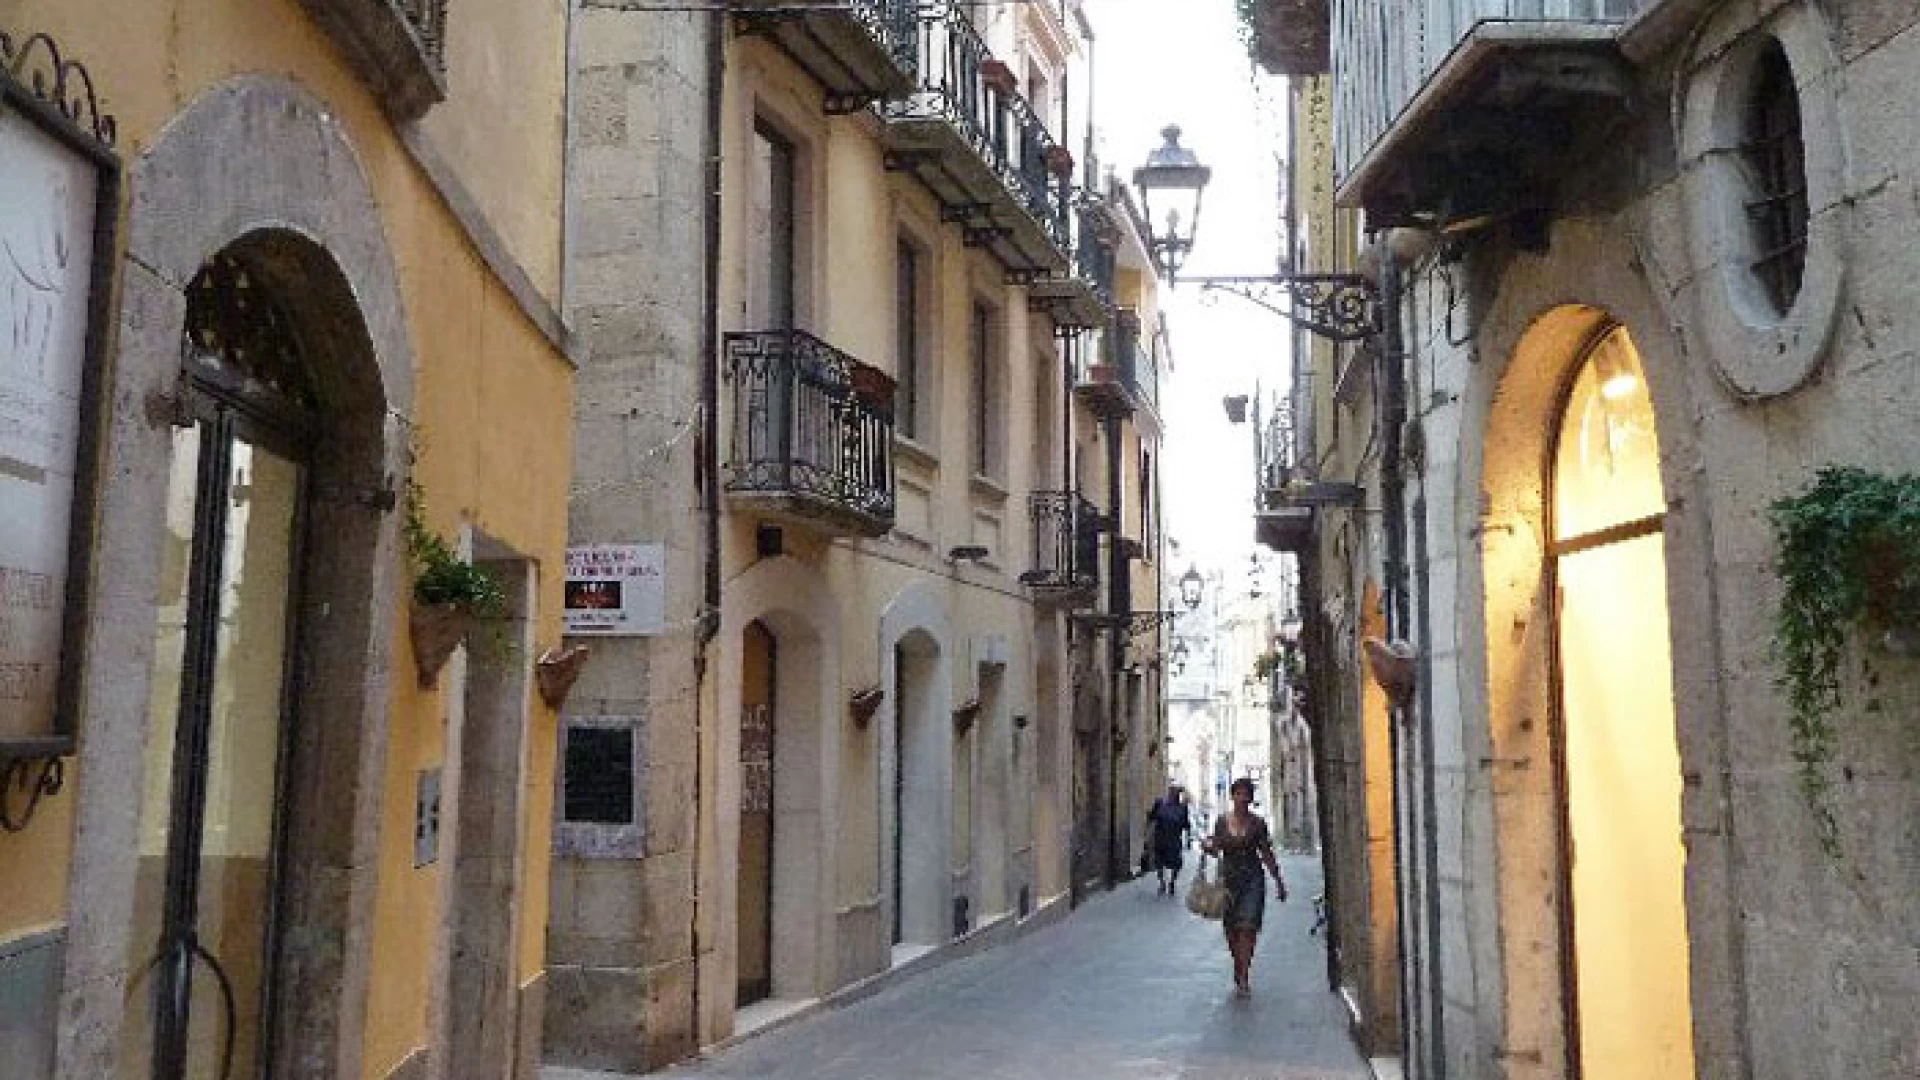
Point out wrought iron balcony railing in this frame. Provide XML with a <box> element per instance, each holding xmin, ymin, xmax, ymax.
<box><xmin>881</xmin><ymin>3</ymin><xmax>1071</xmax><ymax>273</ymax></box>
<box><xmin>297</xmin><ymin>0</ymin><xmax>448</xmax><ymax>117</ymax></box>
<box><xmin>732</xmin><ymin>0</ymin><xmax>919</xmax><ymax>112</ymax></box>
<box><xmin>1030</xmin><ymin>194</ymin><xmax>1116</xmax><ymax>331</ymax></box>
<box><xmin>1255</xmin><ymin>396</ymin><xmax>1360</xmax><ymax>553</ymax></box>
<box><xmin>1022</xmin><ymin>490</ymin><xmax>1101</xmax><ymax>603</ymax></box>
<box><xmin>1074</xmin><ymin>309</ymin><xmax>1156</xmax><ymax>415</ymax></box>
<box><xmin>724</xmin><ymin>330</ymin><xmax>897</xmax><ymax>537</ymax></box>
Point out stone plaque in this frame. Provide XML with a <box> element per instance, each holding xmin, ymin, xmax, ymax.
<box><xmin>554</xmin><ymin>716</ymin><xmax>643</xmax><ymax>858</ymax></box>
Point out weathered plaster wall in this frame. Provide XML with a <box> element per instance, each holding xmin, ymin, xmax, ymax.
<box><xmin>5</xmin><ymin>2</ymin><xmax>574</xmax><ymax>1078</ymax></box>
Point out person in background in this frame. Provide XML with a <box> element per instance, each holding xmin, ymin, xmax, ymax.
<box><xmin>1145</xmin><ymin>782</ymin><xmax>1192</xmax><ymax>896</ymax></box>
<box><xmin>1202</xmin><ymin>777</ymin><xmax>1287</xmax><ymax>997</ymax></box>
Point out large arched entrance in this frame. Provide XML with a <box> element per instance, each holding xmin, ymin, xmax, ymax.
<box><xmin>1548</xmin><ymin>326</ymin><xmax>1695</xmax><ymax>1078</ymax></box>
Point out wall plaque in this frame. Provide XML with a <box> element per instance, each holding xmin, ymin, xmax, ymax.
<box><xmin>0</xmin><ymin>32</ymin><xmax>118</xmax><ymax>769</ymax></box>
<box><xmin>554</xmin><ymin>715</ymin><xmax>643</xmax><ymax>858</ymax></box>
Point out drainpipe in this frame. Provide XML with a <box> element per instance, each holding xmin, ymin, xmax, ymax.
<box><xmin>692</xmin><ymin>4</ymin><xmax>727</xmax><ymax>1049</ymax></box>
<box><xmin>1377</xmin><ymin>250</ymin><xmax>1416</xmax><ymax>1070</ymax></box>
<box><xmin>1103</xmin><ymin>410</ymin><xmax>1125</xmax><ymax>887</ymax></box>
<box><xmin>1412</xmin><ymin>482</ymin><xmax>1446</xmax><ymax>1079</ymax></box>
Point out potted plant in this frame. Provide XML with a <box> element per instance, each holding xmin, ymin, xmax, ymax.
<box><xmin>405</xmin><ymin>483</ymin><xmax>507</xmax><ymax>688</ymax></box>
<box><xmin>1770</xmin><ymin>466</ymin><xmax>1920</xmax><ymax>855</ymax></box>
<box><xmin>1045</xmin><ymin>144</ymin><xmax>1075</xmax><ymax>179</ymax></box>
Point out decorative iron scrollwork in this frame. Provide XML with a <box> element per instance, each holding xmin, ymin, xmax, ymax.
<box><xmin>1194</xmin><ymin>273</ymin><xmax>1381</xmax><ymax>344</ymax></box>
<box><xmin>1</xmin><ymin>30</ymin><xmax>118</xmax><ymax>147</ymax></box>
<box><xmin>0</xmin><ymin>753</ymin><xmax>66</xmax><ymax>833</ymax></box>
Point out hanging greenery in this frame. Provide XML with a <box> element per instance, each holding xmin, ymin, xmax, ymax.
<box><xmin>1769</xmin><ymin>466</ymin><xmax>1920</xmax><ymax>856</ymax></box>
<box><xmin>404</xmin><ymin>480</ymin><xmax>507</xmax><ymax>618</ymax></box>
<box><xmin>1251</xmin><ymin>649</ymin><xmax>1283</xmax><ymax>682</ymax></box>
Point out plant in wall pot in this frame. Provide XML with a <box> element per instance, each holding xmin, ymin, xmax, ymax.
<box><xmin>405</xmin><ymin>482</ymin><xmax>507</xmax><ymax>688</ymax></box>
<box><xmin>1770</xmin><ymin>466</ymin><xmax>1920</xmax><ymax>857</ymax></box>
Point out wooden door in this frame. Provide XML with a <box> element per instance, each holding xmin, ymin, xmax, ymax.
<box><xmin>737</xmin><ymin>622</ymin><xmax>776</xmax><ymax>1005</ymax></box>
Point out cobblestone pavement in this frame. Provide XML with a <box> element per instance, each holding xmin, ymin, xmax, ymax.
<box><xmin>548</xmin><ymin>855</ymin><xmax>1370</xmax><ymax>1080</ymax></box>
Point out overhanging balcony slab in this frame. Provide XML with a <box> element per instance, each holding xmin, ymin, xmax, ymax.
<box><xmin>1255</xmin><ymin>507</ymin><xmax>1314</xmax><ymax>554</ymax></box>
<box><xmin>882</xmin><ymin>121</ymin><xmax>1069</xmax><ymax>275</ymax></box>
<box><xmin>1335</xmin><ymin>21</ymin><xmax>1630</xmax><ymax>223</ymax></box>
<box><xmin>1027</xmin><ymin>276</ymin><xmax>1109</xmax><ymax>330</ymax></box>
<box><xmin>733</xmin><ymin>1</ymin><xmax>917</xmax><ymax>111</ymax></box>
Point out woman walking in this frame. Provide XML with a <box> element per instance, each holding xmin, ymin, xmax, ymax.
<box><xmin>1145</xmin><ymin>782</ymin><xmax>1192</xmax><ymax>895</ymax></box>
<box><xmin>1201</xmin><ymin>777</ymin><xmax>1287</xmax><ymax>997</ymax></box>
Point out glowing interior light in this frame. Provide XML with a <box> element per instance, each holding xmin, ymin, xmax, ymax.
<box><xmin>1595</xmin><ymin>346</ymin><xmax>1640</xmax><ymax>401</ymax></box>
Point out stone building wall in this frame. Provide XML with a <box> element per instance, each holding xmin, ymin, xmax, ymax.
<box><xmin>1385</xmin><ymin>3</ymin><xmax>1920</xmax><ymax>1078</ymax></box>
<box><xmin>546</xmin><ymin>5</ymin><xmax>716</xmax><ymax>1072</ymax></box>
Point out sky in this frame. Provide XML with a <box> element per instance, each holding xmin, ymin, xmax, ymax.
<box><xmin>1084</xmin><ymin>0</ymin><xmax>1291</xmax><ymax>591</ymax></box>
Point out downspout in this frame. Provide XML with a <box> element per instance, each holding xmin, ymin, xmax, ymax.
<box><xmin>1378</xmin><ymin>250</ymin><xmax>1416</xmax><ymax>1069</ymax></box>
<box><xmin>692</xmin><ymin>4</ymin><xmax>727</xmax><ymax>1049</ymax></box>
<box><xmin>1103</xmin><ymin>410</ymin><xmax>1125</xmax><ymax>886</ymax></box>
<box><xmin>1413</xmin><ymin>473</ymin><xmax>1446</xmax><ymax>1079</ymax></box>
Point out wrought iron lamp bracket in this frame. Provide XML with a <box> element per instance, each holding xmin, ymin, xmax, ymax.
<box><xmin>1180</xmin><ymin>273</ymin><xmax>1380</xmax><ymax>344</ymax></box>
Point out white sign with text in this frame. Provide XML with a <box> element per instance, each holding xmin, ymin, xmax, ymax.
<box><xmin>563</xmin><ymin>543</ymin><xmax>665</xmax><ymax>636</ymax></box>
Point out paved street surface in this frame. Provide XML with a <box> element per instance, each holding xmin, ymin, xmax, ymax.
<box><xmin>549</xmin><ymin>856</ymin><xmax>1369</xmax><ymax>1080</ymax></box>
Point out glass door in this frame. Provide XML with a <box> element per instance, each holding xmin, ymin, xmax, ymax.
<box><xmin>122</xmin><ymin>251</ymin><xmax>313</xmax><ymax>1080</ymax></box>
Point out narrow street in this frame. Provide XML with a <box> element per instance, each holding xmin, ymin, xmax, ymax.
<box><xmin>549</xmin><ymin>857</ymin><xmax>1368</xmax><ymax>1080</ymax></box>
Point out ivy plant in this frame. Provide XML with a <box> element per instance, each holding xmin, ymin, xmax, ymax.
<box><xmin>403</xmin><ymin>481</ymin><xmax>507</xmax><ymax>620</ymax></box>
<box><xmin>1769</xmin><ymin>467</ymin><xmax>1920</xmax><ymax>856</ymax></box>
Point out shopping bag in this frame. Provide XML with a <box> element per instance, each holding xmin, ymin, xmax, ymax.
<box><xmin>1185</xmin><ymin>856</ymin><xmax>1229</xmax><ymax>920</ymax></box>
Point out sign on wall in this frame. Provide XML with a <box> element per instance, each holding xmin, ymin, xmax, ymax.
<box><xmin>563</xmin><ymin>543</ymin><xmax>665</xmax><ymax>636</ymax></box>
<box><xmin>0</xmin><ymin>33</ymin><xmax>118</xmax><ymax>755</ymax></box>
<box><xmin>554</xmin><ymin>715</ymin><xmax>644</xmax><ymax>859</ymax></box>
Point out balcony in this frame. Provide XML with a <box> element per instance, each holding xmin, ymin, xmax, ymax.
<box><xmin>1021</xmin><ymin>490</ymin><xmax>1101</xmax><ymax>606</ymax></box>
<box><xmin>1028</xmin><ymin>195</ymin><xmax>1116</xmax><ymax>332</ymax></box>
<box><xmin>723</xmin><ymin>330</ymin><xmax>897</xmax><ymax>538</ymax></box>
<box><xmin>881</xmin><ymin>4</ymin><xmax>1071</xmax><ymax>275</ymax></box>
<box><xmin>296</xmin><ymin>0</ymin><xmax>447</xmax><ymax>117</ymax></box>
<box><xmin>1332</xmin><ymin>0</ymin><xmax>1638</xmax><ymax>221</ymax></box>
<box><xmin>1254</xmin><ymin>398</ymin><xmax>1360</xmax><ymax>553</ymax></box>
<box><xmin>1074</xmin><ymin>310</ymin><xmax>1156</xmax><ymax>418</ymax></box>
<box><xmin>732</xmin><ymin>0</ymin><xmax>919</xmax><ymax>113</ymax></box>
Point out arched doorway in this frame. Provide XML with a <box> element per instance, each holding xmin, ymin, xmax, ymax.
<box><xmin>1548</xmin><ymin>326</ymin><xmax>1695</xmax><ymax>1078</ymax></box>
<box><xmin>738</xmin><ymin>621</ymin><xmax>777</xmax><ymax>1005</ymax></box>
<box><xmin>119</xmin><ymin>245</ymin><xmax>317</xmax><ymax>1080</ymax></box>
<box><xmin>891</xmin><ymin>630</ymin><xmax>943</xmax><ymax>949</ymax></box>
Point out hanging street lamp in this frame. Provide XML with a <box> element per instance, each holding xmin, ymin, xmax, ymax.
<box><xmin>1178</xmin><ymin>564</ymin><xmax>1205</xmax><ymax>612</ymax></box>
<box><xmin>1133</xmin><ymin>125</ymin><xmax>1382</xmax><ymax>344</ymax></box>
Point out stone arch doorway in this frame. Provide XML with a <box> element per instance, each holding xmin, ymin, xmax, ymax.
<box><xmin>1547</xmin><ymin>325</ymin><xmax>1695</xmax><ymax>1079</ymax></box>
<box><xmin>64</xmin><ymin>75</ymin><xmax>415</xmax><ymax>1080</ymax></box>
<box><xmin>715</xmin><ymin>558</ymin><xmax>838</xmax><ymax>1014</ymax></box>
<box><xmin>1476</xmin><ymin>305</ymin><xmax>1698</xmax><ymax>1080</ymax></box>
<box><xmin>114</xmin><ymin>226</ymin><xmax>396</xmax><ymax>1080</ymax></box>
<box><xmin>890</xmin><ymin>628</ymin><xmax>946</xmax><ymax>949</ymax></box>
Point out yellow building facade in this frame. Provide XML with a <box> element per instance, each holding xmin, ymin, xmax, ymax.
<box><xmin>0</xmin><ymin>1</ymin><xmax>575</xmax><ymax>1078</ymax></box>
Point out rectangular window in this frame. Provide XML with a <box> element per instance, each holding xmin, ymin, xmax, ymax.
<box><xmin>971</xmin><ymin>302</ymin><xmax>999</xmax><ymax>478</ymax></box>
<box><xmin>749</xmin><ymin>121</ymin><xmax>797</xmax><ymax>330</ymax></box>
<box><xmin>1140</xmin><ymin>447</ymin><xmax>1154</xmax><ymax>556</ymax></box>
<box><xmin>896</xmin><ymin>240</ymin><xmax>922</xmax><ymax>441</ymax></box>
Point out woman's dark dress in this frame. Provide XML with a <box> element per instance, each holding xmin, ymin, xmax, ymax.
<box><xmin>1147</xmin><ymin>797</ymin><xmax>1190</xmax><ymax>871</ymax></box>
<box><xmin>1212</xmin><ymin>813</ymin><xmax>1273</xmax><ymax>932</ymax></box>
